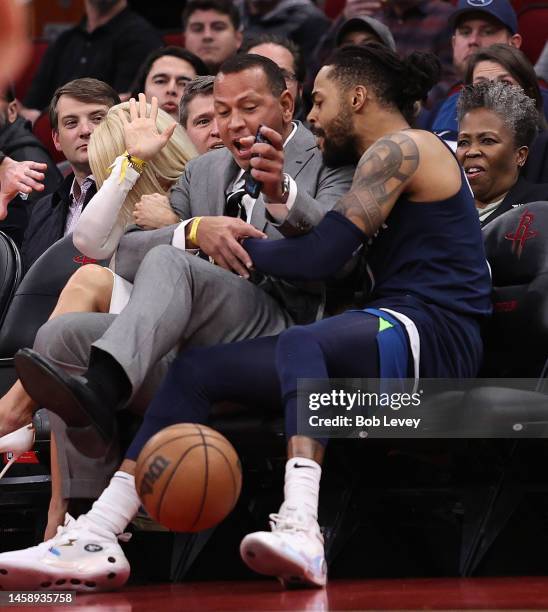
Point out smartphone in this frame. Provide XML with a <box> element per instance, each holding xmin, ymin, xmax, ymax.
<box><xmin>243</xmin><ymin>125</ymin><xmax>271</xmax><ymax>199</ymax></box>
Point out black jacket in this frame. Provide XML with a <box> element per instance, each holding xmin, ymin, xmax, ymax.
<box><xmin>22</xmin><ymin>173</ymin><xmax>96</xmax><ymax>274</ymax></box>
<box><xmin>481</xmin><ymin>176</ymin><xmax>548</xmax><ymax>227</ymax></box>
<box><xmin>522</xmin><ymin>130</ymin><xmax>548</xmax><ymax>184</ymax></box>
<box><xmin>0</xmin><ymin>117</ymin><xmax>62</xmax><ymax>246</ymax></box>
<box><xmin>24</xmin><ymin>7</ymin><xmax>162</xmax><ymax>110</ymax></box>
<box><xmin>240</xmin><ymin>0</ymin><xmax>330</xmax><ymax>62</ymax></box>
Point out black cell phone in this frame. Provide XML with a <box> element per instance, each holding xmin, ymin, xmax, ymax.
<box><xmin>243</xmin><ymin>125</ymin><xmax>271</xmax><ymax>198</ymax></box>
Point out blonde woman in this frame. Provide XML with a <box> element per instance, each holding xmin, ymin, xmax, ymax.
<box><xmin>0</xmin><ymin>95</ymin><xmax>196</xmax><ymax>532</ymax></box>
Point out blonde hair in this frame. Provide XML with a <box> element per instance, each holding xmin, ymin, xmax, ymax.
<box><xmin>89</xmin><ymin>101</ymin><xmax>197</xmax><ymax>225</ymax></box>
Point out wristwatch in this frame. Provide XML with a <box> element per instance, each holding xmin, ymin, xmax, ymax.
<box><xmin>264</xmin><ymin>173</ymin><xmax>290</xmax><ymax>204</ymax></box>
<box><xmin>280</xmin><ymin>173</ymin><xmax>290</xmax><ymax>203</ymax></box>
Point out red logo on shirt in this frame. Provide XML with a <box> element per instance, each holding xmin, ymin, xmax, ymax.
<box><xmin>504</xmin><ymin>211</ymin><xmax>538</xmax><ymax>258</ymax></box>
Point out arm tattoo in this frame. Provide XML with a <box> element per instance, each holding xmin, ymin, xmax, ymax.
<box><xmin>335</xmin><ymin>132</ymin><xmax>419</xmax><ymax>237</ymax></box>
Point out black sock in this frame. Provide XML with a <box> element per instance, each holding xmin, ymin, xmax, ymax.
<box><xmin>85</xmin><ymin>348</ymin><xmax>132</xmax><ymax>408</ymax></box>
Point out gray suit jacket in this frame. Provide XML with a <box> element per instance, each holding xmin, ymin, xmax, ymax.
<box><xmin>115</xmin><ymin>121</ymin><xmax>355</xmax><ymax>323</ymax></box>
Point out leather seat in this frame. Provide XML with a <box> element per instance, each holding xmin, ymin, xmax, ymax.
<box><xmin>0</xmin><ymin>233</ymin><xmax>108</xmax><ymax>360</ymax></box>
<box><xmin>0</xmin><ymin>231</ymin><xmax>22</xmax><ymax>331</ymax></box>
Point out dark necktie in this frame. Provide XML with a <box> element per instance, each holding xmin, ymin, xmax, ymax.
<box><xmin>224</xmin><ymin>187</ymin><xmax>247</xmax><ymax>219</ymax></box>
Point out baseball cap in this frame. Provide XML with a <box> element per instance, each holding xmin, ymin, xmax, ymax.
<box><xmin>449</xmin><ymin>0</ymin><xmax>518</xmax><ymax>35</ymax></box>
<box><xmin>335</xmin><ymin>16</ymin><xmax>397</xmax><ymax>52</ymax></box>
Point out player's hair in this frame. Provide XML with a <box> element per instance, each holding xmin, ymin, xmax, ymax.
<box><xmin>326</xmin><ymin>43</ymin><xmax>441</xmax><ymax>123</ymax></box>
<box><xmin>457</xmin><ymin>80</ymin><xmax>539</xmax><ymax>149</ymax></box>
<box><xmin>89</xmin><ymin>101</ymin><xmax>197</xmax><ymax>225</ymax></box>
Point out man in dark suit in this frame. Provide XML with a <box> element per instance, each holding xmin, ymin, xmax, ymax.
<box><xmin>0</xmin><ymin>86</ymin><xmax>62</xmax><ymax>246</ymax></box>
<box><xmin>21</xmin><ymin>78</ymin><xmax>120</xmax><ymax>272</ymax></box>
<box><xmin>19</xmin><ymin>55</ymin><xmax>354</xmax><ymax>529</ymax></box>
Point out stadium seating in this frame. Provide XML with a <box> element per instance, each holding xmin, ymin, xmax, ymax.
<box><xmin>0</xmin><ymin>233</ymin><xmax>22</xmax><ymax>332</ymax></box>
<box><xmin>0</xmin><ymin>234</ymin><xmax>109</xmax><ymax>362</ymax></box>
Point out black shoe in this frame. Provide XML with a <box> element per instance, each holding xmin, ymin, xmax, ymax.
<box><xmin>15</xmin><ymin>348</ymin><xmax>115</xmax><ymax>445</ymax></box>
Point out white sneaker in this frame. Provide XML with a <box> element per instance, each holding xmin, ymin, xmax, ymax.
<box><xmin>0</xmin><ymin>514</ymin><xmax>130</xmax><ymax>592</ymax></box>
<box><xmin>240</xmin><ymin>505</ymin><xmax>327</xmax><ymax>588</ymax></box>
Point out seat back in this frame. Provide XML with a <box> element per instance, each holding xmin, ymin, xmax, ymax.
<box><xmin>482</xmin><ymin>201</ymin><xmax>548</xmax><ymax>375</ymax></box>
<box><xmin>0</xmin><ymin>234</ymin><xmax>108</xmax><ymax>359</ymax></box>
<box><xmin>0</xmin><ymin>232</ymin><xmax>22</xmax><ymax>330</ymax></box>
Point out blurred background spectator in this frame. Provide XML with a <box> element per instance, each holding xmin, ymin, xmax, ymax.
<box><xmin>130</xmin><ymin>47</ymin><xmax>208</xmax><ymax>120</ymax></box>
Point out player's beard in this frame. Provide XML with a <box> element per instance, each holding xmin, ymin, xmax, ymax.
<box><xmin>314</xmin><ymin>103</ymin><xmax>361</xmax><ymax>168</ymax></box>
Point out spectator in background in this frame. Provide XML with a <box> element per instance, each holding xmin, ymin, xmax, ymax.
<box><xmin>241</xmin><ymin>34</ymin><xmax>305</xmax><ymax>119</ymax></box>
<box><xmin>21</xmin><ymin>79</ymin><xmax>120</xmax><ymax>273</ymax></box>
<box><xmin>335</xmin><ymin>15</ymin><xmax>396</xmax><ymax>51</ymax></box>
<box><xmin>237</xmin><ymin>0</ymin><xmax>330</xmax><ymax>61</ymax></box>
<box><xmin>183</xmin><ymin>0</ymin><xmax>243</xmax><ymax>74</ymax></box>
<box><xmin>0</xmin><ymin>86</ymin><xmax>62</xmax><ymax>246</ymax></box>
<box><xmin>20</xmin><ymin>0</ymin><xmax>161</xmax><ymax>123</ymax></box>
<box><xmin>179</xmin><ymin>76</ymin><xmax>223</xmax><ymax>154</ymax></box>
<box><xmin>465</xmin><ymin>45</ymin><xmax>547</xmax><ymax>127</ymax></box>
<box><xmin>431</xmin><ymin>0</ymin><xmax>522</xmax><ymax>138</ymax></box>
<box><xmin>130</xmin><ymin>47</ymin><xmax>208</xmax><ymax>121</ymax></box>
<box><xmin>456</xmin><ymin>81</ymin><xmax>546</xmax><ymax>227</ymax></box>
<box><xmin>314</xmin><ymin>0</ymin><xmax>455</xmax><ymax>105</ymax></box>
<box><xmin>437</xmin><ymin>44</ymin><xmax>548</xmax><ymax>183</ymax></box>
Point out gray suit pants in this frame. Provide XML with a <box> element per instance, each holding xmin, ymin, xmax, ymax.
<box><xmin>35</xmin><ymin>245</ymin><xmax>293</xmax><ymax>499</ymax></box>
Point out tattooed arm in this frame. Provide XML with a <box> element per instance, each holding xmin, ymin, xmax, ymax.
<box><xmin>336</xmin><ymin>132</ymin><xmax>419</xmax><ymax>236</ymax></box>
<box><xmin>243</xmin><ymin>132</ymin><xmax>420</xmax><ymax>280</ymax></box>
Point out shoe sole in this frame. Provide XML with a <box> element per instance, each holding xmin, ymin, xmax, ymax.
<box><xmin>15</xmin><ymin>349</ymin><xmax>112</xmax><ymax>443</ymax></box>
<box><xmin>240</xmin><ymin>537</ymin><xmax>326</xmax><ymax>588</ymax></box>
<box><xmin>0</xmin><ymin>560</ymin><xmax>129</xmax><ymax>592</ymax></box>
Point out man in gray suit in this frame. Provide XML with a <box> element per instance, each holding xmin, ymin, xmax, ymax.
<box><xmin>16</xmin><ymin>55</ymin><xmax>354</xmax><ymax>528</ymax></box>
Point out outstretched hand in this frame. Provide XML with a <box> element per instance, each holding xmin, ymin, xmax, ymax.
<box><xmin>118</xmin><ymin>93</ymin><xmax>176</xmax><ymax>162</ymax></box>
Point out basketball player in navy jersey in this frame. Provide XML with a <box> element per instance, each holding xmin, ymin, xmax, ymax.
<box><xmin>2</xmin><ymin>44</ymin><xmax>491</xmax><ymax>592</ymax></box>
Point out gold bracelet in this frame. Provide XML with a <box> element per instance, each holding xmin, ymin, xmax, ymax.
<box><xmin>123</xmin><ymin>150</ymin><xmax>147</xmax><ymax>173</ymax></box>
<box><xmin>189</xmin><ymin>216</ymin><xmax>203</xmax><ymax>246</ymax></box>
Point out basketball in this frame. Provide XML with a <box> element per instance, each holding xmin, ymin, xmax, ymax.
<box><xmin>135</xmin><ymin>423</ymin><xmax>242</xmax><ymax>532</ymax></box>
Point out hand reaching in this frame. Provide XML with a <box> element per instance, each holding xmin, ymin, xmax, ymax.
<box><xmin>133</xmin><ymin>193</ymin><xmax>179</xmax><ymax>229</ymax></box>
<box><xmin>118</xmin><ymin>93</ymin><xmax>176</xmax><ymax>162</ymax></box>
<box><xmin>0</xmin><ymin>157</ymin><xmax>46</xmax><ymax>219</ymax></box>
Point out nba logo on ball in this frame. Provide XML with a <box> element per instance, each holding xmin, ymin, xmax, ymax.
<box><xmin>135</xmin><ymin>423</ymin><xmax>243</xmax><ymax>533</ymax></box>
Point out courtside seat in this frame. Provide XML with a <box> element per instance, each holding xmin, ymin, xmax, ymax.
<box><xmin>482</xmin><ymin>200</ymin><xmax>548</xmax><ymax>378</ymax></box>
<box><xmin>0</xmin><ymin>234</ymin><xmax>109</xmax><ymax>363</ymax></box>
<box><xmin>0</xmin><ymin>232</ymin><xmax>22</xmax><ymax>331</ymax></box>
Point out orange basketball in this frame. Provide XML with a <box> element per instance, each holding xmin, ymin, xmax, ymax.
<box><xmin>135</xmin><ymin>423</ymin><xmax>242</xmax><ymax>532</ymax></box>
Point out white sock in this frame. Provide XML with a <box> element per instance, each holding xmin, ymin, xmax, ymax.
<box><xmin>281</xmin><ymin>457</ymin><xmax>322</xmax><ymax>521</ymax></box>
<box><xmin>84</xmin><ymin>471</ymin><xmax>141</xmax><ymax>535</ymax></box>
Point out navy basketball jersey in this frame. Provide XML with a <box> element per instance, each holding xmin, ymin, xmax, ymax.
<box><xmin>366</xmin><ymin>167</ymin><xmax>492</xmax><ymax>319</ymax></box>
